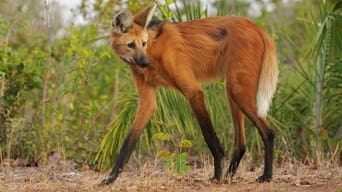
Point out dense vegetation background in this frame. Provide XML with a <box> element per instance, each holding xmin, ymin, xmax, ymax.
<box><xmin>0</xmin><ymin>0</ymin><xmax>341</xmax><ymax>173</ymax></box>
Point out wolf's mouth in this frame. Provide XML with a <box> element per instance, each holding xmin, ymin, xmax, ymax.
<box><xmin>121</xmin><ymin>57</ymin><xmax>134</xmax><ymax>65</ymax></box>
<box><xmin>120</xmin><ymin>57</ymin><xmax>149</xmax><ymax>68</ymax></box>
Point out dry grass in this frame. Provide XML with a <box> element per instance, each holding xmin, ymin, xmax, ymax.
<box><xmin>0</xmin><ymin>157</ymin><xmax>341</xmax><ymax>192</ymax></box>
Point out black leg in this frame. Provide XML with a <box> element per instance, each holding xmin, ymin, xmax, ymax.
<box><xmin>244</xmin><ymin>112</ymin><xmax>274</xmax><ymax>182</ymax></box>
<box><xmin>225</xmin><ymin>97</ymin><xmax>246</xmax><ymax>178</ymax></box>
<box><xmin>101</xmin><ymin>76</ymin><xmax>156</xmax><ymax>185</ymax></box>
<box><xmin>256</xmin><ymin>126</ymin><xmax>274</xmax><ymax>182</ymax></box>
<box><xmin>101</xmin><ymin>132</ymin><xmax>138</xmax><ymax>185</ymax></box>
<box><xmin>185</xmin><ymin>90</ymin><xmax>225</xmax><ymax>181</ymax></box>
<box><xmin>227</xmin><ymin>146</ymin><xmax>246</xmax><ymax>177</ymax></box>
<box><xmin>231</xmin><ymin>101</ymin><xmax>274</xmax><ymax>183</ymax></box>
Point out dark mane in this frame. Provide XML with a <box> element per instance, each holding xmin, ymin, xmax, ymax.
<box><xmin>147</xmin><ymin>19</ymin><xmax>164</xmax><ymax>29</ymax></box>
<box><xmin>147</xmin><ymin>19</ymin><xmax>166</xmax><ymax>38</ymax></box>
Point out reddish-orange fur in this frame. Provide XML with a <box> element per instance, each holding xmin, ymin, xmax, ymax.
<box><xmin>102</xmin><ymin>4</ymin><xmax>278</xmax><ymax>185</ymax></box>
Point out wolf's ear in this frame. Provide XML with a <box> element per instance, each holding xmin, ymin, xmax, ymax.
<box><xmin>133</xmin><ymin>3</ymin><xmax>156</xmax><ymax>29</ymax></box>
<box><xmin>112</xmin><ymin>10</ymin><xmax>132</xmax><ymax>33</ymax></box>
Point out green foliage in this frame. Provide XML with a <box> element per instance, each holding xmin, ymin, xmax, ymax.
<box><xmin>0</xmin><ymin>15</ymin><xmax>42</xmax><ymax>159</ymax></box>
<box><xmin>94</xmin><ymin>90</ymin><xmax>138</xmax><ymax>169</ymax></box>
<box><xmin>153</xmin><ymin>130</ymin><xmax>192</xmax><ymax>174</ymax></box>
<box><xmin>0</xmin><ymin>0</ymin><xmax>123</xmax><ymax>166</ymax></box>
<box><xmin>166</xmin><ymin>152</ymin><xmax>190</xmax><ymax>174</ymax></box>
<box><xmin>159</xmin><ymin>0</ymin><xmax>208</xmax><ymax>21</ymax></box>
<box><xmin>307</xmin><ymin>0</ymin><xmax>342</xmax><ymax>63</ymax></box>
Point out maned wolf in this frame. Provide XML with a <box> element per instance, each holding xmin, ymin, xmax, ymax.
<box><xmin>102</xmin><ymin>3</ymin><xmax>278</xmax><ymax>185</ymax></box>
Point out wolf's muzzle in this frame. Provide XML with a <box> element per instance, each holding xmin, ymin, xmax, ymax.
<box><xmin>137</xmin><ymin>56</ymin><xmax>150</xmax><ymax>68</ymax></box>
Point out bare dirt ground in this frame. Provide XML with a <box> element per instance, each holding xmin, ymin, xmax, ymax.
<box><xmin>1</xmin><ymin>158</ymin><xmax>342</xmax><ymax>192</ymax></box>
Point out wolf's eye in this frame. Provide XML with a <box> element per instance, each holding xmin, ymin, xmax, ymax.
<box><xmin>127</xmin><ymin>42</ymin><xmax>136</xmax><ymax>49</ymax></box>
<box><xmin>142</xmin><ymin>41</ymin><xmax>147</xmax><ymax>47</ymax></box>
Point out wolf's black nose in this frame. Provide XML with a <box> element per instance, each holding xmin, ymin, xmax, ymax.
<box><xmin>138</xmin><ymin>57</ymin><xmax>150</xmax><ymax>68</ymax></box>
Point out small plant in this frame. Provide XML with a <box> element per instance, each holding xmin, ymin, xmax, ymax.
<box><xmin>153</xmin><ymin>132</ymin><xmax>192</xmax><ymax>175</ymax></box>
<box><xmin>166</xmin><ymin>152</ymin><xmax>191</xmax><ymax>174</ymax></box>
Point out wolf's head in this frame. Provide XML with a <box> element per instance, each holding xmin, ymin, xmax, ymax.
<box><xmin>111</xmin><ymin>4</ymin><xmax>156</xmax><ymax>68</ymax></box>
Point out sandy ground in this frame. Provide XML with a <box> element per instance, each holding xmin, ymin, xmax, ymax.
<box><xmin>0</xmin><ymin>158</ymin><xmax>341</xmax><ymax>192</ymax></box>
